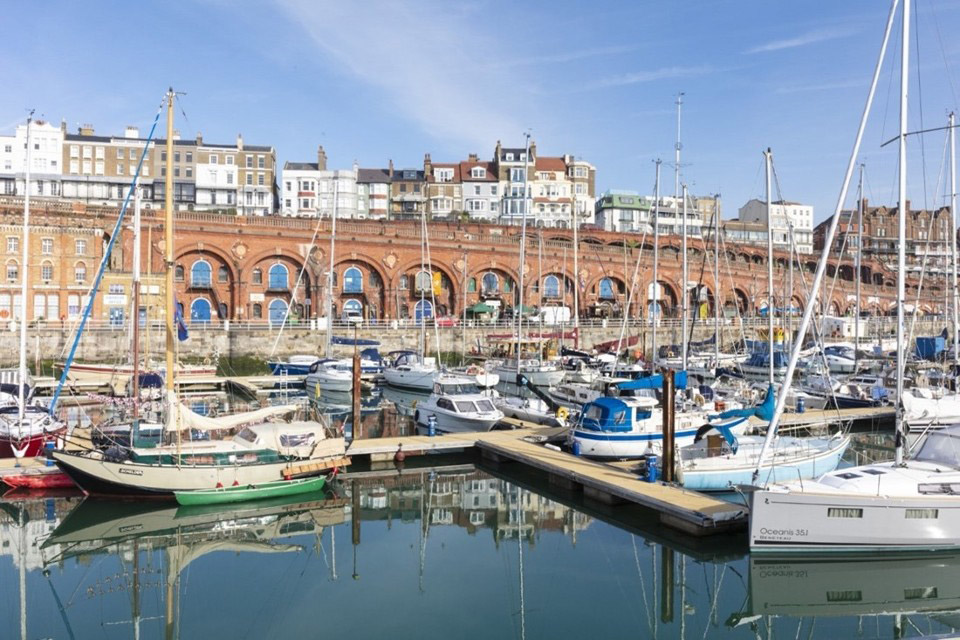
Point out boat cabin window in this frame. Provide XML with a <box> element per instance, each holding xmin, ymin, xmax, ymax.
<box><xmin>584</xmin><ymin>405</ymin><xmax>604</xmax><ymax>421</ymax></box>
<box><xmin>635</xmin><ymin>409</ymin><xmax>652</xmax><ymax>420</ymax></box>
<box><xmin>280</xmin><ymin>432</ymin><xmax>315</xmax><ymax>447</ymax></box>
<box><xmin>612</xmin><ymin>409</ymin><xmax>626</xmax><ymax>425</ymax></box>
<box><xmin>475</xmin><ymin>399</ymin><xmax>496</xmax><ymax>412</ymax></box>
<box><xmin>913</xmin><ymin>431</ymin><xmax>960</xmax><ymax>467</ymax></box>
<box><xmin>236</xmin><ymin>427</ymin><xmax>259</xmax><ymax>444</ymax></box>
<box><xmin>437</xmin><ymin>398</ymin><xmax>455</xmax><ymax>411</ymax></box>
<box><xmin>455</xmin><ymin>400</ymin><xmax>477</xmax><ymax>413</ymax></box>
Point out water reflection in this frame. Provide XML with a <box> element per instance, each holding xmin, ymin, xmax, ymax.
<box><xmin>4</xmin><ymin>462</ymin><xmax>960</xmax><ymax>637</ymax></box>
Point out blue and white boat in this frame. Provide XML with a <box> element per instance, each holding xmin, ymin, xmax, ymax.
<box><xmin>268</xmin><ymin>355</ymin><xmax>319</xmax><ymax>376</ymax></box>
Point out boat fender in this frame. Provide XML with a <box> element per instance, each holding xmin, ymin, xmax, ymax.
<box><xmin>232</xmin><ymin>480</ymin><xmax>239</xmax><ymax>486</ymax></box>
<box><xmin>216</xmin><ymin>482</ymin><xmax>223</xmax><ymax>488</ymax></box>
<box><xmin>394</xmin><ymin>443</ymin><xmax>405</xmax><ymax>463</ymax></box>
<box><xmin>414</xmin><ymin>410</ymin><xmax>420</xmax><ymax>424</ymax></box>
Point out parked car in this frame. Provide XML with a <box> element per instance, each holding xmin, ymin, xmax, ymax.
<box><xmin>342</xmin><ymin>309</ymin><xmax>363</xmax><ymax>325</ymax></box>
<box><xmin>435</xmin><ymin>316</ymin><xmax>459</xmax><ymax>327</ymax></box>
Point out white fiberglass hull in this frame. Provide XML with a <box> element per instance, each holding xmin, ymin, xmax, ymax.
<box><xmin>383</xmin><ymin>366</ymin><xmax>438</xmax><ymax>391</ymax></box>
<box><xmin>305</xmin><ymin>371</ymin><xmax>353</xmax><ymax>395</ymax></box>
<box><xmin>491</xmin><ymin>364</ymin><xmax>565</xmax><ymax>388</ymax></box>
<box><xmin>571</xmin><ymin>414</ymin><xmax>747</xmax><ymax>459</ymax></box>
<box><xmin>903</xmin><ymin>390</ymin><xmax>960</xmax><ymax>427</ymax></box>
<box><xmin>414</xmin><ymin>407</ymin><xmax>502</xmax><ymax>434</ymax></box>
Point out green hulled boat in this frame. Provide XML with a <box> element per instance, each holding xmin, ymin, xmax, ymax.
<box><xmin>174</xmin><ymin>475</ymin><xmax>327</xmax><ymax>506</ymax></box>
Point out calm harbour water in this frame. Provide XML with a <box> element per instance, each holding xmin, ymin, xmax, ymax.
<box><xmin>0</xmin><ymin>388</ymin><xmax>942</xmax><ymax>639</ymax></box>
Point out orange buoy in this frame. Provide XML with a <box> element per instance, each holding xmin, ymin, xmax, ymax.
<box><xmin>394</xmin><ymin>443</ymin><xmax>406</xmax><ymax>464</ymax></box>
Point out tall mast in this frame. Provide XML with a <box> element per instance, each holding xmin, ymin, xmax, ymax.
<box><xmin>516</xmin><ymin>133</ymin><xmax>530</xmax><ymax>379</ymax></box>
<box><xmin>572</xmin><ymin>194</ymin><xmax>580</xmax><ymax>332</ymax></box>
<box><xmin>681</xmin><ymin>184</ymin><xmax>689</xmax><ymax>371</ymax></box>
<box><xmin>754</xmin><ymin>0</ymin><xmax>899</xmax><ymax>476</ymax></box>
<box><xmin>895</xmin><ymin>0</ymin><xmax>910</xmax><ymax>466</ymax></box>
<box><xmin>652</xmin><ymin>160</ymin><xmax>661</xmax><ymax>364</ymax></box>
<box><xmin>132</xmin><ymin>178</ymin><xmax>142</xmax><ymax>418</ymax></box>
<box><xmin>326</xmin><ymin>181</ymin><xmax>338</xmax><ymax>358</ymax></box>
<box><xmin>950</xmin><ymin>111</ymin><xmax>958</xmax><ymax>372</ymax></box>
<box><xmin>164</xmin><ymin>89</ymin><xmax>175</xmax><ymax>396</ymax></box>
<box><xmin>764</xmin><ymin>148</ymin><xmax>774</xmax><ymax>384</ymax></box>
<box><xmin>714</xmin><ymin>195</ymin><xmax>720</xmax><ymax>366</ymax></box>
<box><xmin>18</xmin><ymin>112</ymin><xmax>33</xmax><ymax>430</ymax></box>
<box><xmin>674</xmin><ymin>92</ymin><xmax>684</xmax><ymax>199</ymax></box>
<box><xmin>855</xmin><ymin>164</ymin><xmax>864</xmax><ymax>374</ymax></box>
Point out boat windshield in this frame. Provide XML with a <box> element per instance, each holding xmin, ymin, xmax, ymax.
<box><xmin>475</xmin><ymin>399</ymin><xmax>496</xmax><ymax>413</ymax></box>
<box><xmin>455</xmin><ymin>400</ymin><xmax>477</xmax><ymax>413</ymax></box>
<box><xmin>235</xmin><ymin>427</ymin><xmax>259</xmax><ymax>445</ymax></box>
<box><xmin>439</xmin><ymin>382</ymin><xmax>481</xmax><ymax>395</ymax></box>
<box><xmin>914</xmin><ymin>430</ymin><xmax>960</xmax><ymax>468</ymax></box>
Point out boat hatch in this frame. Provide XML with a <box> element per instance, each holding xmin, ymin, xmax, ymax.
<box><xmin>919</xmin><ymin>483</ymin><xmax>960</xmax><ymax>495</ymax></box>
<box><xmin>834</xmin><ymin>472</ymin><xmax>862</xmax><ymax>480</ymax></box>
<box><xmin>861</xmin><ymin>468</ymin><xmax>886</xmax><ymax>475</ymax></box>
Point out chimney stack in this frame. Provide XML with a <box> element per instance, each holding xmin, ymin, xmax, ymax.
<box><xmin>195</xmin><ymin>131</ymin><xmax>203</xmax><ymax>145</ymax></box>
<box><xmin>388</xmin><ymin>159</ymin><xmax>394</xmax><ymax>177</ymax></box>
<box><xmin>528</xmin><ymin>140</ymin><xmax>537</xmax><ymax>160</ymax></box>
<box><xmin>317</xmin><ymin>145</ymin><xmax>327</xmax><ymax>171</ymax></box>
<box><xmin>60</xmin><ymin>119</ymin><xmax>67</xmax><ymax>133</ymax></box>
<box><xmin>423</xmin><ymin>153</ymin><xmax>432</xmax><ymax>175</ymax></box>
<box><xmin>79</xmin><ymin>124</ymin><xmax>95</xmax><ymax>135</ymax></box>
<box><xmin>124</xmin><ymin>126</ymin><xmax>140</xmax><ymax>139</ymax></box>
<box><xmin>468</xmin><ymin>153</ymin><xmax>478</xmax><ymax>162</ymax></box>
<box><xmin>236</xmin><ymin>133</ymin><xmax>244</xmax><ymax>150</ymax></box>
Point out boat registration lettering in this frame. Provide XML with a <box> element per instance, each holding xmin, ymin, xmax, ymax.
<box><xmin>118</xmin><ymin>468</ymin><xmax>144</xmax><ymax>476</ymax></box>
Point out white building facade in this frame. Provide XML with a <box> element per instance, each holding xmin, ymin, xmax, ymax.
<box><xmin>737</xmin><ymin>199</ymin><xmax>814</xmax><ymax>254</ymax></box>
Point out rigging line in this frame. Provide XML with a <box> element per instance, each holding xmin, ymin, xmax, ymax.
<box><xmin>267</xmin><ymin>212</ymin><xmax>327</xmax><ymax>358</ymax></box>
<box><xmin>926</xmin><ymin>0</ymin><xmax>960</xmax><ymax>110</ymax></box>
<box><xmin>879</xmin><ymin>7</ymin><xmax>901</xmax><ymax>146</ymax></box>
<box><xmin>914</xmin><ymin>0</ymin><xmax>930</xmax><ymax>211</ymax></box>
<box><xmin>613</xmin><ymin>226</ymin><xmax>649</xmax><ymax>365</ymax></box>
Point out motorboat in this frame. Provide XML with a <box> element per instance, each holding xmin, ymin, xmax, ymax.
<box><xmin>383</xmin><ymin>350</ymin><xmax>439</xmax><ymax>392</ymax></box>
<box><xmin>489</xmin><ymin>358</ymin><xmax>565</xmax><ymax>388</ymax></box>
<box><xmin>738</xmin><ymin>350</ymin><xmax>788</xmax><ymax>382</ymax></box>
<box><xmin>822</xmin><ymin>345</ymin><xmax>857</xmax><ymax>374</ymax></box>
<box><xmin>268</xmin><ymin>354</ymin><xmax>319</xmax><ymax>376</ymax></box>
<box><xmin>414</xmin><ymin>375</ymin><xmax>504</xmax><ymax>433</ymax></box>
<box><xmin>304</xmin><ymin>358</ymin><xmax>354</xmax><ymax>395</ymax></box>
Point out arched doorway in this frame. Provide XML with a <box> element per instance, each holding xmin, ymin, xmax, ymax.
<box><xmin>190</xmin><ymin>298</ymin><xmax>211</xmax><ymax>323</ymax></box>
<box><xmin>342</xmin><ymin>298</ymin><xmax>363</xmax><ymax>319</ymax></box>
<box><xmin>269</xmin><ymin>299</ymin><xmax>288</xmax><ymax>324</ymax></box>
<box><xmin>414</xmin><ymin>299</ymin><xmax>433</xmax><ymax>324</ymax></box>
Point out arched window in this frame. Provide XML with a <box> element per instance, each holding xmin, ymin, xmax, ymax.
<box><xmin>415</xmin><ymin>270</ymin><xmax>432</xmax><ymax>292</ymax></box>
<box><xmin>467</xmin><ymin>277</ymin><xmax>477</xmax><ymax>293</ymax></box>
<box><xmin>252</xmin><ymin>268</ymin><xmax>263</xmax><ymax>285</ymax></box>
<box><xmin>218</xmin><ymin>303</ymin><xmax>228</xmax><ymax>319</ymax></box>
<box><xmin>482</xmin><ymin>272</ymin><xmax>499</xmax><ymax>293</ymax></box>
<box><xmin>268</xmin><ymin>264</ymin><xmax>288</xmax><ymax>290</ymax></box>
<box><xmin>414</xmin><ymin>299</ymin><xmax>433</xmax><ymax>324</ymax></box>
<box><xmin>74</xmin><ymin>262</ymin><xmax>87</xmax><ymax>284</ymax></box>
<box><xmin>191</xmin><ymin>260</ymin><xmax>211</xmax><ymax>287</ymax></box>
<box><xmin>218</xmin><ymin>266</ymin><xmax>229</xmax><ymax>283</ymax></box>
<box><xmin>268</xmin><ymin>299</ymin><xmax>288</xmax><ymax>323</ymax></box>
<box><xmin>543</xmin><ymin>275</ymin><xmax>560</xmax><ymax>298</ymax></box>
<box><xmin>399</xmin><ymin>275</ymin><xmax>409</xmax><ymax>290</ymax></box>
<box><xmin>41</xmin><ymin>260</ymin><xmax>53</xmax><ymax>281</ymax></box>
<box><xmin>599</xmin><ymin>278</ymin><xmax>614</xmax><ymax>299</ymax></box>
<box><xmin>252</xmin><ymin>303</ymin><xmax>262</xmax><ymax>319</ymax></box>
<box><xmin>174</xmin><ymin>264</ymin><xmax>184</xmax><ymax>282</ymax></box>
<box><xmin>190</xmin><ymin>298</ymin><xmax>212</xmax><ymax>323</ymax></box>
<box><xmin>343</xmin><ymin>267</ymin><xmax>363</xmax><ymax>293</ymax></box>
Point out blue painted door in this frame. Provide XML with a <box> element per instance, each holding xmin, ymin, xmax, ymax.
<box><xmin>190</xmin><ymin>298</ymin><xmax>211</xmax><ymax>323</ymax></box>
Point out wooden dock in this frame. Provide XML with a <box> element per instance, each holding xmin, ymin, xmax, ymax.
<box><xmin>753</xmin><ymin>405</ymin><xmax>895</xmax><ymax>432</ymax></box>
<box><xmin>347</xmin><ymin>426</ymin><xmax>747</xmax><ymax>536</ymax></box>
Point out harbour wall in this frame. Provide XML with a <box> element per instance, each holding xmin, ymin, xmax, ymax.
<box><xmin>9</xmin><ymin>316</ymin><xmax>945</xmax><ymax>368</ymax></box>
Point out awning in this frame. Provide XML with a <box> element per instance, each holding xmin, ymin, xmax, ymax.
<box><xmin>468</xmin><ymin>302</ymin><xmax>495</xmax><ymax>314</ymax></box>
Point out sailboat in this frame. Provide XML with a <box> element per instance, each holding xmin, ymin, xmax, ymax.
<box><xmin>747</xmin><ymin>0</ymin><xmax>960</xmax><ymax>552</ymax></box>
<box><xmin>53</xmin><ymin>90</ymin><xmax>347</xmax><ymax>496</ymax></box>
<box><xmin>0</xmin><ymin>112</ymin><xmax>67</xmax><ymax>458</ymax></box>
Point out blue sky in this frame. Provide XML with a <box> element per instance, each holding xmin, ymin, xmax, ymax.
<box><xmin>4</xmin><ymin>0</ymin><xmax>960</xmax><ymax>222</ymax></box>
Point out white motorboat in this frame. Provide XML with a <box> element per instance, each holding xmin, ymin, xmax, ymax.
<box><xmin>414</xmin><ymin>375</ymin><xmax>504</xmax><ymax>433</ymax></box>
<box><xmin>495</xmin><ymin>396</ymin><xmax>566</xmax><ymax>427</ymax></box>
<box><xmin>902</xmin><ymin>388</ymin><xmax>960</xmax><ymax>429</ymax></box>
<box><xmin>304</xmin><ymin>358</ymin><xmax>354</xmax><ymax>395</ymax></box>
<box><xmin>490</xmin><ymin>359</ymin><xmax>565</xmax><ymax>388</ymax></box>
<box><xmin>383</xmin><ymin>351</ymin><xmax>439</xmax><ymax>392</ymax></box>
<box><xmin>823</xmin><ymin>345</ymin><xmax>857</xmax><ymax>374</ymax></box>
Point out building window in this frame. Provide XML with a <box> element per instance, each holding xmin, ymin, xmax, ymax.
<box><xmin>399</xmin><ymin>275</ymin><xmax>409</xmax><ymax>290</ymax></box>
<box><xmin>174</xmin><ymin>152</ymin><xmax>180</xmax><ymax>163</ymax></box>
<box><xmin>6</xmin><ymin>261</ymin><xmax>17</xmax><ymax>281</ymax></box>
<box><xmin>343</xmin><ymin>267</ymin><xmax>363</xmax><ymax>293</ymax></box>
<box><xmin>39</xmin><ymin>238</ymin><xmax>53</xmax><ymax>255</ymax></box>
<box><xmin>543</xmin><ymin>275</ymin><xmax>561</xmax><ymax>298</ymax></box>
<box><xmin>75</xmin><ymin>239</ymin><xmax>87</xmax><ymax>255</ymax></box>
<box><xmin>117</xmin><ymin>163</ymin><xmax>124</xmax><ymax>176</ymax></box>
<box><xmin>175</xmin><ymin>265</ymin><xmax>185</xmax><ymax>281</ymax></box>
<box><xmin>246</xmin><ymin>174</ymin><xmax>253</xmax><ymax>186</ymax></box>
<box><xmin>218</xmin><ymin>266</ymin><xmax>228</xmax><ymax>283</ymax></box>
<box><xmin>74</xmin><ymin>262</ymin><xmax>87</xmax><ymax>283</ymax></box>
<box><xmin>252</xmin><ymin>268</ymin><xmax>263</xmax><ymax>285</ymax></box>
<box><xmin>191</xmin><ymin>260</ymin><xmax>212</xmax><ymax>287</ymax></box>
<box><xmin>226</xmin><ymin>173</ymin><xmax>233</xmax><ymax>185</ymax></box>
<box><xmin>95</xmin><ymin>147</ymin><xmax>104</xmax><ymax>159</ymax></box>
<box><xmin>186</xmin><ymin>167</ymin><xmax>193</xmax><ymax>178</ymax></box>
<box><xmin>510</xmin><ymin>168</ymin><xmax>525</xmax><ymax>182</ymax></box>
<box><xmin>252</xmin><ymin>303</ymin><xmax>262</xmax><ymax>319</ymax></box>
<box><xmin>482</xmin><ymin>272</ymin><xmax>499</xmax><ymax>293</ymax></box>
<box><xmin>41</xmin><ymin>262</ymin><xmax>53</xmax><ymax>281</ymax></box>
<box><xmin>258</xmin><ymin>173</ymin><xmax>264</xmax><ymax>186</ymax></box>
<box><xmin>268</xmin><ymin>264</ymin><xmax>288</xmax><ymax>290</ymax></box>
<box><xmin>186</xmin><ymin>152</ymin><xmax>193</xmax><ymax>163</ymax></box>
<box><xmin>599</xmin><ymin>278</ymin><xmax>615</xmax><ymax>299</ymax></box>
<box><xmin>6</xmin><ymin>237</ymin><xmax>17</xmax><ymax>254</ymax></box>
<box><xmin>130</xmin><ymin>149</ymin><xmax>136</xmax><ymax>160</ymax></box>
<box><xmin>246</xmin><ymin>156</ymin><xmax>253</xmax><ymax>168</ymax></box>
<box><xmin>95</xmin><ymin>161</ymin><xmax>104</xmax><ymax>175</ymax></box>
<box><xmin>258</xmin><ymin>156</ymin><xmax>265</xmax><ymax>169</ymax></box>
<box><xmin>467</xmin><ymin>278</ymin><xmax>476</xmax><ymax>292</ymax></box>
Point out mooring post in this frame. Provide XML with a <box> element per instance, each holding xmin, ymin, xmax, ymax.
<box><xmin>352</xmin><ymin>351</ymin><xmax>362</xmax><ymax>440</ymax></box>
<box><xmin>660</xmin><ymin>546</ymin><xmax>675</xmax><ymax>623</ymax></box>
<box><xmin>662</xmin><ymin>368</ymin><xmax>676</xmax><ymax>483</ymax></box>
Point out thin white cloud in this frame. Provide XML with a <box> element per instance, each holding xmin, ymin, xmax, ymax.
<box><xmin>745</xmin><ymin>27</ymin><xmax>858</xmax><ymax>55</ymax></box>
<box><xmin>273</xmin><ymin>0</ymin><xmax>525</xmax><ymax>150</ymax></box>
<box><xmin>492</xmin><ymin>44</ymin><xmax>640</xmax><ymax>69</ymax></box>
<box><xmin>775</xmin><ymin>79</ymin><xmax>865</xmax><ymax>94</ymax></box>
<box><xmin>587</xmin><ymin>66</ymin><xmax>714</xmax><ymax>90</ymax></box>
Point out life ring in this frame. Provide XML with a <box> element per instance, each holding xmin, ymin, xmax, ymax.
<box><xmin>555</xmin><ymin>406</ymin><xmax>569</xmax><ymax>421</ymax></box>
